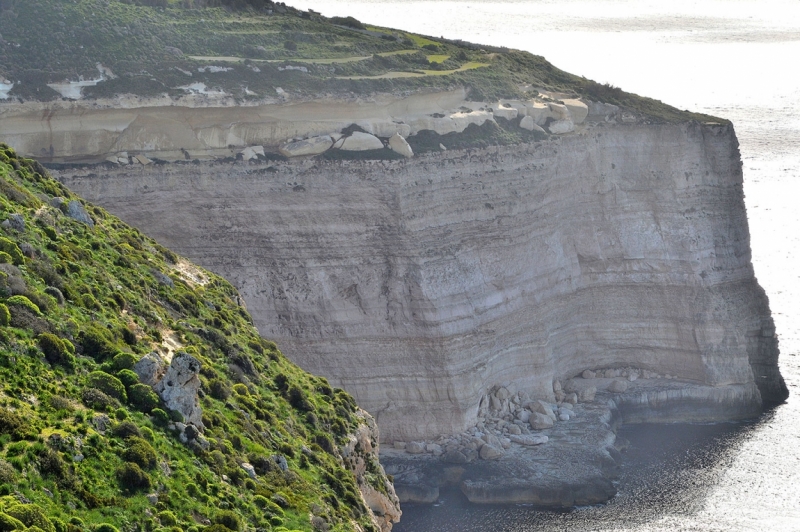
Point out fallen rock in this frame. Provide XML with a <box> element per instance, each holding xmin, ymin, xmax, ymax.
<box><xmin>609</xmin><ymin>379</ymin><xmax>629</xmax><ymax>393</ymax></box>
<box><xmin>241</xmin><ymin>463</ymin><xmax>257</xmax><ymax>479</ymax></box>
<box><xmin>479</xmin><ymin>443</ymin><xmax>504</xmax><ymax>460</ymax></box>
<box><xmin>339</xmin><ymin>132</ymin><xmax>383</xmax><ymax>151</ymax></box>
<box><xmin>426</xmin><ymin>443</ymin><xmax>442</xmax><ymax>455</ymax></box>
<box><xmin>528</xmin><ymin>400</ymin><xmax>556</xmax><ymax>421</ymax></box>
<box><xmin>495</xmin><ymin>387</ymin><xmax>510</xmax><ymax>400</ymax></box>
<box><xmin>134</xmin><ymin>352</ymin><xmax>166</xmax><ymax>387</ymax></box>
<box><xmin>582</xmin><ymin>370</ymin><xmax>596</xmax><ymax>379</ymax></box>
<box><xmin>515</xmin><ymin>409</ymin><xmax>530</xmax><ymax>423</ymax></box>
<box><xmin>388</xmin><ymin>133</ymin><xmax>413</xmax><ymax>158</ymax></box>
<box><xmin>393</xmin><ymin>441</ymin><xmax>407</xmax><ymax>450</ymax></box>
<box><xmin>604</xmin><ymin>369</ymin><xmax>618</xmax><ymax>378</ymax></box>
<box><xmin>493</xmin><ymin>106</ymin><xmax>518</xmax><ymax>120</ymax></box>
<box><xmin>406</xmin><ymin>441</ymin><xmax>425</xmax><ymax>454</ymax></box>
<box><xmin>279</xmin><ymin>135</ymin><xmax>333</xmax><ymax>157</ymax></box>
<box><xmin>134</xmin><ymin>154</ymin><xmax>153</xmax><ymax>165</ymax></box>
<box><xmin>442</xmin><ymin>450</ymin><xmax>468</xmax><ymax>464</ymax></box>
<box><xmin>1</xmin><ymin>213</ymin><xmax>25</xmax><ymax>232</ymax></box>
<box><xmin>530</xmin><ymin>412</ymin><xmax>554</xmax><ymax>430</ymax></box>
<box><xmin>565</xmin><ymin>392</ymin><xmax>578</xmax><ymax>404</ymax></box>
<box><xmin>507</xmin><ymin>424</ymin><xmax>522</xmax><ymax>435</ymax></box>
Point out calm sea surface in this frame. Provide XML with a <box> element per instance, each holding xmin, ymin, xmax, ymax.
<box><xmin>285</xmin><ymin>1</ymin><xmax>800</xmax><ymax>529</ymax></box>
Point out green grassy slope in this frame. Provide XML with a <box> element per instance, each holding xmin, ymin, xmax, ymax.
<box><xmin>0</xmin><ymin>143</ymin><xmax>391</xmax><ymax>531</ymax></box>
<box><xmin>0</xmin><ymin>0</ymin><xmax>723</xmax><ymax>123</ymax></box>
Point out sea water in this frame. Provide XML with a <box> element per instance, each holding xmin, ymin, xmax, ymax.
<box><xmin>284</xmin><ymin>1</ymin><xmax>800</xmax><ymax>528</ymax></box>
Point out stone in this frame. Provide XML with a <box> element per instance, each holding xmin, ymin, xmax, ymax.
<box><xmin>608</xmin><ymin>379</ymin><xmax>629</xmax><ymax>393</ymax></box>
<box><xmin>579</xmin><ymin>387</ymin><xmax>597</xmax><ymax>403</ymax></box>
<box><xmin>582</xmin><ymin>370</ymin><xmax>596</xmax><ymax>379</ymax></box>
<box><xmin>566</xmin><ymin>393</ymin><xmax>578</xmax><ymax>405</ymax></box>
<box><xmin>135</xmin><ymin>155</ymin><xmax>153</xmax><ymax>165</ymax></box>
<box><xmin>553</xmin><ymin>380</ymin><xmax>562</xmax><ymax>393</ymax></box>
<box><xmin>562</xmin><ymin>99</ymin><xmax>589</xmax><ymax>124</ymax></box>
<box><xmin>493</xmin><ymin>106</ymin><xmax>518</xmax><ymax>120</ymax></box>
<box><xmin>134</xmin><ymin>352</ymin><xmax>166</xmax><ymax>387</ymax></box>
<box><xmin>272</xmin><ymin>454</ymin><xmax>289</xmax><ymax>471</ymax></box>
<box><xmin>515</xmin><ymin>409</ymin><xmax>530</xmax><ymax>423</ymax></box>
<box><xmin>1</xmin><ymin>213</ymin><xmax>25</xmax><ymax>232</ymax></box>
<box><xmin>92</xmin><ymin>414</ymin><xmax>111</xmax><ymax>434</ymax></box>
<box><xmin>406</xmin><ymin>441</ymin><xmax>425</xmax><ymax>454</ymax></box>
<box><xmin>241</xmin><ymin>462</ymin><xmax>257</xmax><ymax>479</ymax></box>
<box><xmin>240</xmin><ymin>146</ymin><xmax>260</xmax><ymax>161</ymax></box>
<box><xmin>479</xmin><ymin>443</ymin><xmax>504</xmax><ymax>460</ymax></box>
<box><xmin>509</xmin><ymin>434</ymin><xmax>548</xmax><ymax>446</ymax></box>
<box><xmin>604</xmin><ymin>369</ymin><xmax>618</xmax><ymax>378</ymax></box>
<box><xmin>426</xmin><ymin>443</ymin><xmax>442</xmax><ymax>455</ymax></box>
<box><xmin>439</xmin><ymin>143</ymin><xmax>447</xmax><ymax>151</ymax></box>
<box><xmin>529</xmin><ymin>412</ymin><xmax>554</xmax><ymax>430</ymax></box>
<box><xmin>519</xmin><ymin>115</ymin><xmax>546</xmax><ymax>133</ymax></box>
<box><xmin>506</xmin><ymin>424</ymin><xmax>522</xmax><ymax>435</ymax></box>
<box><xmin>548</xmin><ymin>119</ymin><xmax>575</xmax><ymax>135</ymax></box>
<box><xmin>558</xmin><ymin>412</ymin><xmax>570</xmax><ymax>421</ymax></box>
<box><xmin>66</xmin><ymin>200</ymin><xmax>94</xmax><ymax>227</ymax></box>
<box><xmin>587</xmin><ymin>101</ymin><xmax>620</xmax><ymax>120</ymax></box>
<box><xmin>146</xmin><ymin>493</ymin><xmax>159</xmax><ymax>505</ymax></box>
<box><xmin>279</xmin><ymin>135</ymin><xmax>333</xmax><ymax>157</ymax></box>
<box><xmin>154</xmin><ymin>352</ymin><xmax>204</xmax><ymax>428</ymax></box>
<box><xmin>528</xmin><ymin>400</ymin><xmax>556</xmax><ymax>421</ymax></box>
<box><xmin>495</xmin><ymin>387</ymin><xmax>510</xmax><ymax>400</ymax></box>
<box><xmin>490</xmin><ymin>395</ymin><xmax>502</xmax><ymax>411</ymax></box>
<box><xmin>388</xmin><ymin>133</ymin><xmax>413</xmax><ymax>158</ymax></box>
<box><xmin>393</xmin><ymin>441</ymin><xmax>407</xmax><ymax>450</ymax></box>
<box><xmin>339</xmin><ymin>132</ymin><xmax>383</xmax><ymax>151</ymax></box>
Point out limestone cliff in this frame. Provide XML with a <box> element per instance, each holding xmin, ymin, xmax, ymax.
<box><xmin>57</xmin><ymin>121</ymin><xmax>787</xmax><ymax>442</ymax></box>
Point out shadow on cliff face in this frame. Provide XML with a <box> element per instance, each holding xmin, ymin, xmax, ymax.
<box><xmin>393</xmin><ymin>416</ymin><xmax>774</xmax><ymax>531</ymax></box>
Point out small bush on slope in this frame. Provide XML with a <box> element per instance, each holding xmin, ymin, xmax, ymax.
<box><xmin>0</xmin><ymin>144</ymin><xmax>386</xmax><ymax>531</ymax></box>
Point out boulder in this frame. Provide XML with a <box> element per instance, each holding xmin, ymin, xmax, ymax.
<box><xmin>479</xmin><ymin>444</ymin><xmax>504</xmax><ymax>460</ymax></box>
<box><xmin>279</xmin><ymin>135</ymin><xmax>333</xmax><ymax>157</ymax></box>
<box><xmin>406</xmin><ymin>441</ymin><xmax>425</xmax><ymax>454</ymax></box>
<box><xmin>492</xmin><ymin>106</ymin><xmax>518</xmax><ymax>120</ymax></box>
<box><xmin>565</xmin><ymin>392</ymin><xmax>578</xmax><ymax>405</ymax></box>
<box><xmin>562</xmin><ymin>99</ymin><xmax>589</xmax><ymax>124</ymax></box>
<box><xmin>547</xmin><ymin>103</ymin><xmax>571</xmax><ymax>121</ymax></box>
<box><xmin>529</xmin><ymin>412</ymin><xmax>554</xmax><ymax>430</ymax></box>
<box><xmin>582</xmin><ymin>370</ymin><xmax>596</xmax><ymax>379</ymax></box>
<box><xmin>528</xmin><ymin>400</ymin><xmax>556</xmax><ymax>421</ymax></box>
<box><xmin>439</xmin><ymin>143</ymin><xmax>447</xmax><ymax>151</ymax></box>
<box><xmin>604</xmin><ymin>369</ymin><xmax>618</xmax><ymax>378</ymax></box>
<box><xmin>388</xmin><ymin>133</ymin><xmax>413</xmax><ymax>158</ymax></box>
<box><xmin>587</xmin><ymin>101</ymin><xmax>620</xmax><ymax>120</ymax></box>
<box><xmin>579</xmin><ymin>386</ymin><xmax>597</xmax><ymax>403</ymax></box>
<box><xmin>515</xmin><ymin>409</ymin><xmax>531</xmax><ymax>423</ymax></box>
<box><xmin>519</xmin><ymin>116</ymin><xmax>546</xmax><ymax>133</ymax></box>
<box><xmin>66</xmin><ymin>200</ymin><xmax>94</xmax><ymax>227</ymax></box>
<box><xmin>154</xmin><ymin>352</ymin><xmax>204</xmax><ymax>428</ymax></box>
<box><xmin>495</xmin><ymin>387</ymin><xmax>510</xmax><ymax>400</ymax></box>
<box><xmin>553</xmin><ymin>380</ymin><xmax>562</xmax><ymax>393</ymax></box>
<box><xmin>609</xmin><ymin>379</ymin><xmax>629</xmax><ymax>393</ymax></box>
<box><xmin>506</xmin><ymin>424</ymin><xmax>522</xmax><ymax>435</ymax></box>
<box><xmin>134</xmin><ymin>154</ymin><xmax>153</xmax><ymax>165</ymax></box>
<box><xmin>241</xmin><ymin>462</ymin><xmax>257</xmax><ymax>479</ymax></box>
<box><xmin>393</xmin><ymin>441</ymin><xmax>407</xmax><ymax>450</ymax></box>
<box><xmin>339</xmin><ymin>132</ymin><xmax>383</xmax><ymax>151</ymax></box>
<box><xmin>240</xmin><ymin>146</ymin><xmax>260</xmax><ymax>161</ymax></box>
<box><xmin>548</xmin><ymin>119</ymin><xmax>575</xmax><ymax>135</ymax></box>
<box><xmin>526</xmin><ymin>101</ymin><xmax>550</xmax><ymax>125</ymax></box>
<box><xmin>509</xmin><ymin>434</ymin><xmax>548</xmax><ymax>446</ymax></box>
<box><xmin>133</xmin><ymin>352</ymin><xmax>166</xmax><ymax>387</ymax></box>
<box><xmin>481</xmin><ymin>433</ymin><xmax>502</xmax><ymax>448</ymax></box>
<box><xmin>490</xmin><ymin>394</ymin><xmax>502</xmax><ymax>411</ymax></box>
<box><xmin>426</xmin><ymin>443</ymin><xmax>442</xmax><ymax>455</ymax></box>
<box><xmin>1</xmin><ymin>213</ymin><xmax>25</xmax><ymax>232</ymax></box>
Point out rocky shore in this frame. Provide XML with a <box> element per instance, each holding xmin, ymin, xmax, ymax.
<box><xmin>382</xmin><ymin>368</ymin><xmax>762</xmax><ymax>506</ymax></box>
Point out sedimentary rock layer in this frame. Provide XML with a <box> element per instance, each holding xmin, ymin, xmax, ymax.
<box><xmin>59</xmin><ymin>122</ymin><xmax>787</xmax><ymax>441</ymax></box>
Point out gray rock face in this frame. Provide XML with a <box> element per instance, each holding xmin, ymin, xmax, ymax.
<box><xmin>66</xmin><ymin>200</ymin><xmax>94</xmax><ymax>227</ymax></box>
<box><xmin>62</xmin><ymin>123</ymin><xmax>787</xmax><ymax>441</ymax></box>
<box><xmin>134</xmin><ymin>352</ymin><xmax>166</xmax><ymax>387</ymax></box>
<box><xmin>153</xmin><ymin>352</ymin><xmax>204</xmax><ymax>428</ymax></box>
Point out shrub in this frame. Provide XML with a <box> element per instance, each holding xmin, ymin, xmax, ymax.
<box><xmin>150</xmin><ymin>408</ymin><xmax>169</xmax><ymax>426</ymax></box>
<box><xmin>208</xmin><ymin>379</ymin><xmax>230</xmax><ymax>401</ymax></box>
<box><xmin>212</xmin><ymin>511</ymin><xmax>241</xmax><ymax>532</ymax></box>
<box><xmin>0</xmin><ymin>408</ymin><xmax>31</xmax><ymax>439</ymax></box>
<box><xmin>129</xmin><ymin>384</ymin><xmax>159</xmax><ymax>413</ymax></box>
<box><xmin>232</xmin><ymin>383</ymin><xmax>249</xmax><ymax>396</ymax></box>
<box><xmin>5</xmin><ymin>504</ymin><xmax>56</xmax><ymax>532</ymax></box>
<box><xmin>0</xmin><ymin>252</ymin><xmax>11</xmax><ymax>264</ymax></box>
<box><xmin>116</xmin><ymin>369</ymin><xmax>139</xmax><ymax>388</ymax></box>
<box><xmin>6</xmin><ymin>295</ymin><xmax>41</xmax><ymax>316</ymax></box>
<box><xmin>0</xmin><ymin>513</ymin><xmax>26</xmax><ymax>532</ymax></box>
<box><xmin>157</xmin><ymin>511</ymin><xmax>177</xmax><ymax>527</ymax></box>
<box><xmin>0</xmin><ymin>237</ymin><xmax>24</xmax><ymax>265</ymax></box>
<box><xmin>80</xmin><ymin>325</ymin><xmax>118</xmax><ymax>361</ymax></box>
<box><xmin>111</xmin><ymin>352</ymin><xmax>137</xmax><ymax>371</ymax></box>
<box><xmin>94</xmin><ymin>525</ymin><xmax>120</xmax><ymax>532</ymax></box>
<box><xmin>117</xmin><ymin>462</ymin><xmax>150</xmax><ymax>491</ymax></box>
<box><xmin>0</xmin><ymin>460</ymin><xmax>16</xmax><ymax>483</ymax></box>
<box><xmin>0</xmin><ymin>304</ymin><xmax>9</xmax><ymax>326</ymax></box>
<box><xmin>122</xmin><ymin>437</ymin><xmax>157</xmax><ymax>469</ymax></box>
<box><xmin>38</xmin><ymin>333</ymin><xmax>75</xmax><ymax>369</ymax></box>
<box><xmin>112</xmin><ymin>421</ymin><xmax>142</xmax><ymax>439</ymax></box>
<box><xmin>87</xmin><ymin>371</ymin><xmax>127</xmax><ymax>402</ymax></box>
<box><xmin>81</xmin><ymin>388</ymin><xmax>118</xmax><ymax>411</ymax></box>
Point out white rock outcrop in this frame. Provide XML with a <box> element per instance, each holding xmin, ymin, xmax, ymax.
<box><xmin>388</xmin><ymin>133</ymin><xmax>413</xmax><ymax>158</ymax></box>
<box><xmin>153</xmin><ymin>352</ymin><xmax>204</xmax><ymax>428</ymax></box>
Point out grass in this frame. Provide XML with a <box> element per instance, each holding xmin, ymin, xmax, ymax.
<box><xmin>0</xmin><ymin>144</ymin><xmax>392</xmax><ymax>532</ymax></box>
<box><xmin>0</xmin><ymin>0</ymin><xmax>726</xmax><ymax>126</ymax></box>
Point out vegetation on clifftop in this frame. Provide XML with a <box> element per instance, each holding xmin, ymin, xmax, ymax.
<box><xmin>0</xmin><ymin>143</ymin><xmax>391</xmax><ymax>531</ymax></box>
<box><xmin>0</xmin><ymin>0</ymin><xmax>723</xmax><ymax>123</ymax></box>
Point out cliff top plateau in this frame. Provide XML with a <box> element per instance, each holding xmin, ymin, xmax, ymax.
<box><xmin>0</xmin><ymin>143</ymin><xmax>401</xmax><ymax>531</ymax></box>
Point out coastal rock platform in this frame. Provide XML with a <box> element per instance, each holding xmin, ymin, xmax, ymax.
<box><xmin>382</xmin><ymin>378</ymin><xmax>761</xmax><ymax>507</ymax></box>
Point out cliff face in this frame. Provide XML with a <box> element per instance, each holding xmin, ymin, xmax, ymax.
<box><xmin>59</xmin><ymin>122</ymin><xmax>787</xmax><ymax>441</ymax></box>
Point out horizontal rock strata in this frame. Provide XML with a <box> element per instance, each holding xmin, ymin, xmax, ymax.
<box><xmin>58</xmin><ymin>121</ymin><xmax>787</xmax><ymax>443</ymax></box>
